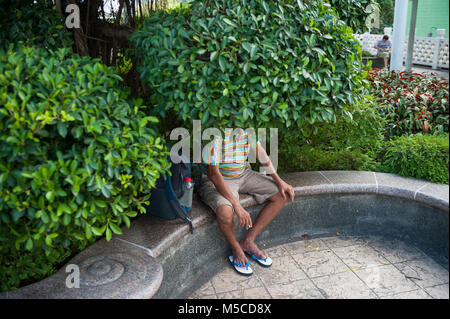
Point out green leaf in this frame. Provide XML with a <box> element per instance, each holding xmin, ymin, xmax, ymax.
<box><xmin>223</xmin><ymin>18</ymin><xmax>238</xmax><ymax>28</ymax></box>
<box><xmin>250</xmin><ymin>76</ymin><xmax>260</xmax><ymax>83</ymax></box>
<box><xmin>62</xmin><ymin>213</ymin><xmax>71</xmax><ymax>225</ymax></box>
<box><xmin>109</xmin><ymin>223</ymin><xmax>122</xmax><ymax>235</ymax></box>
<box><xmin>45</xmin><ymin>236</ymin><xmax>53</xmax><ymax>247</ymax></box>
<box><xmin>261</xmin><ymin>77</ymin><xmax>268</xmax><ymax>87</ymax></box>
<box><xmin>92</xmin><ymin>227</ymin><xmax>104</xmax><ymax>236</ymax></box>
<box><xmin>105</xmin><ymin>228</ymin><xmax>112</xmax><ymax>241</ymax></box>
<box><xmin>101</xmin><ymin>186</ymin><xmax>111</xmax><ymax>198</ymax></box>
<box><xmin>242</xmin><ymin>42</ymin><xmax>252</xmax><ymax>53</ymax></box>
<box><xmin>57</xmin><ymin>121</ymin><xmax>68</xmax><ymax>138</ymax></box>
<box><xmin>123</xmin><ymin>215</ymin><xmax>131</xmax><ymax>228</ymax></box>
<box><xmin>46</xmin><ymin>191</ymin><xmax>55</xmax><ymax>203</ymax></box>
<box><xmin>72</xmin><ymin>126</ymin><xmax>83</xmax><ymax>139</ymax></box>
<box><xmin>303</xmin><ymin>56</ymin><xmax>310</xmax><ymax>67</ymax></box>
<box><xmin>95</xmin><ymin>200</ymin><xmax>107</xmax><ymax>208</ymax></box>
<box><xmin>25</xmin><ymin>238</ymin><xmax>33</xmax><ymax>251</ymax></box>
<box><xmin>243</xmin><ymin>63</ymin><xmax>250</xmax><ymax>74</ymax></box>
<box><xmin>210</xmin><ymin>51</ymin><xmax>218</xmax><ymax>61</ymax></box>
<box><xmin>272</xmin><ymin>91</ymin><xmax>279</xmax><ymax>103</ymax></box>
<box><xmin>218</xmin><ymin>56</ymin><xmax>226</xmax><ymax>72</ymax></box>
<box><xmin>250</xmin><ymin>45</ymin><xmax>258</xmax><ymax>59</ymax></box>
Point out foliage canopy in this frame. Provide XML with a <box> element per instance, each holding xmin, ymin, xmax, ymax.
<box><xmin>131</xmin><ymin>0</ymin><xmax>369</xmax><ymax>132</ymax></box>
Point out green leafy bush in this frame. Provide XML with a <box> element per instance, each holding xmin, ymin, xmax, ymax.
<box><xmin>0</xmin><ymin>0</ymin><xmax>72</xmax><ymax>51</ymax></box>
<box><xmin>131</xmin><ymin>0</ymin><xmax>368</xmax><ymax>131</ymax></box>
<box><xmin>0</xmin><ymin>45</ymin><xmax>170</xmax><ymax>291</ymax></box>
<box><xmin>278</xmin><ymin>98</ymin><xmax>385</xmax><ymax>173</ymax></box>
<box><xmin>380</xmin><ymin>134</ymin><xmax>449</xmax><ymax>184</ymax></box>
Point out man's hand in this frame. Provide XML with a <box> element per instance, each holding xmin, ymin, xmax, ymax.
<box><xmin>234</xmin><ymin>204</ymin><xmax>253</xmax><ymax>230</ymax></box>
<box><xmin>276</xmin><ymin>180</ymin><xmax>295</xmax><ymax>202</ymax></box>
<box><xmin>254</xmin><ymin>142</ymin><xmax>295</xmax><ymax>202</ymax></box>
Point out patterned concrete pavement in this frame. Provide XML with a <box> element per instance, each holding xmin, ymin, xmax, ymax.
<box><xmin>192</xmin><ymin>236</ymin><xmax>449</xmax><ymax>299</ymax></box>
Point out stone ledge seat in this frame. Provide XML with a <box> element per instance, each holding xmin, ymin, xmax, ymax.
<box><xmin>1</xmin><ymin>171</ymin><xmax>448</xmax><ymax>299</ymax></box>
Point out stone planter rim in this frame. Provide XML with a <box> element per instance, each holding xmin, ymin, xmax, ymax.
<box><xmin>1</xmin><ymin>171</ymin><xmax>448</xmax><ymax>299</ymax></box>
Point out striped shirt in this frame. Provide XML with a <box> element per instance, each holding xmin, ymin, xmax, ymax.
<box><xmin>201</xmin><ymin>129</ymin><xmax>251</xmax><ymax>179</ymax></box>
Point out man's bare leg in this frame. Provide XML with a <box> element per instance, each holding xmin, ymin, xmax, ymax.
<box><xmin>240</xmin><ymin>192</ymin><xmax>288</xmax><ymax>259</ymax></box>
<box><xmin>216</xmin><ymin>205</ymin><xmax>248</xmax><ymax>265</ymax></box>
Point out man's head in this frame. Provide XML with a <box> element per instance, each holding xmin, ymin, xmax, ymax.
<box><xmin>382</xmin><ymin>35</ymin><xmax>389</xmax><ymax>42</ymax></box>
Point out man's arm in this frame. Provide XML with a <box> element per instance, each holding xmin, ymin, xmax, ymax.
<box><xmin>256</xmin><ymin>143</ymin><xmax>294</xmax><ymax>201</ymax></box>
<box><xmin>206</xmin><ymin>165</ymin><xmax>253</xmax><ymax>229</ymax></box>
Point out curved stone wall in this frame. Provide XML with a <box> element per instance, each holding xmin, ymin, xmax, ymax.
<box><xmin>1</xmin><ymin>171</ymin><xmax>448</xmax><ymax>299</ymax></box>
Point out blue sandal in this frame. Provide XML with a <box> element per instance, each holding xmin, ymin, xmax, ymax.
<box><xmin>228</xmin><ymin>256</ymin><xmax>253</xmax><ymax>276</ymax></box>
<box><xmin>245</xmin><ymin>252</ymin><xmax>273</xmax><ymax>267</ymax></box>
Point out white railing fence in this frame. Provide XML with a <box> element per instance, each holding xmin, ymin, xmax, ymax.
<box><xmin>354</xmin><ymin>31</ymin><xmax>449</xmax><ymax>69</ymax></box>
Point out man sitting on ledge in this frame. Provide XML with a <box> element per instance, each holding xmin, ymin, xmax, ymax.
<box><xmin>198</xmin><ymin>129</ymin><xmax>294</xmax><ymax>276</ymax></box>
<box><xmin>374</xmin><ymin>35</ymin><xmax>392</xmax><ymax>69</ymax></box>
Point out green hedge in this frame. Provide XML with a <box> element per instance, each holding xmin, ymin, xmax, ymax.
<box><xmin>131</xmin><ymin>0</ymin><xmax>369</xmax><ymax>131</ymax></box>
<box><xmin>380</xmin><ymin>134</ymin><xmax>449</xmax><ymax>184</ymax></box>
<box><xmin>278</xmin><ymin>98</ymin><xmax>385</xmax><ymax>173</ymax></box>
<box><xmin>0</xmin><ymin>45</ymin><xmax>170</xmax><ymax>291</ymax></box>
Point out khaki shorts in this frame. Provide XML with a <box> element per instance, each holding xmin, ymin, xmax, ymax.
<box><xmin>377</xmin><ymin>51</ymin><xmax>390</xmax><ymax>58</ymax></box>
<box><xmin>198</xmin><ymin>164</ymin><xmax>279</xmax><ymax>213</ymax></box>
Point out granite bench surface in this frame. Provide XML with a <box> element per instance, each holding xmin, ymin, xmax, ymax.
<box><xmin>1</xmin><ymin>171</ymin><xmax>448</xmax><ymax>299</ymax></box>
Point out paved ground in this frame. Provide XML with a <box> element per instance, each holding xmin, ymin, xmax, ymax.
<box><xmin>192</xmin><ymin>235</ymin><xmax>449</xmax><ymax>299</ymax></box>
<box><xmin>409</xmin><ymin>65</ymin><xmax>449</xmax><ymax>79</ymax></box>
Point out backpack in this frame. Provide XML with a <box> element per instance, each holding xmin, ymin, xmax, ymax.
<box><xmin>145</xmin><ymin>154</ymin><xmax>194</xmax><ymax>233</ymax></box>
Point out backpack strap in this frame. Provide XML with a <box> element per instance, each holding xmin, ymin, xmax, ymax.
<box><xmin>164</xmin><ymin>168</ymin><xmax>195</xmax><ymax>233</ymax></box>
<box><xmin>168</xmin><ymin>198</ymin><xmax>194</xmax><ymax>234</ymax></box>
